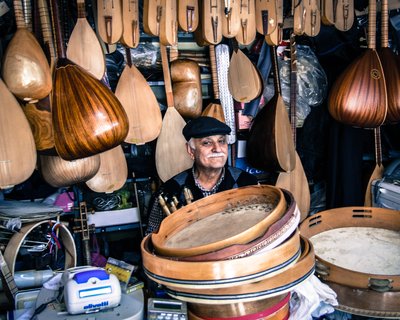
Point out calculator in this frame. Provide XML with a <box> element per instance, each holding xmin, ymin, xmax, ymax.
<box><xmin>147</xmin><ymin>298</ymin><xmax>187</xmax><ymax>320</ymax></box>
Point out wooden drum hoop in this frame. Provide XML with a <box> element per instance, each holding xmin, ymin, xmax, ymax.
<box><xmin>152</xmin><ymin>185</ymin><xmax>286</xmax><ymax>257</ymax></box>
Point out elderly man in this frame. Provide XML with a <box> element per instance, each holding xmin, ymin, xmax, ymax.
<box><xmin>145</xmin><ymin>116</ymin><xmax>258</xmax><ymax>235</ymax></box>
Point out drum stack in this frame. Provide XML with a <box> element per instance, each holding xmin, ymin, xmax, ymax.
<box><xmin>300</xmin><ymin>207</ymin><xmax>400</xmax><ymax>318</ymax></box>
<box><xmin>141</xmin><ymin>185</ymin><xmax>315</xmax><ymax>319</ymax></box>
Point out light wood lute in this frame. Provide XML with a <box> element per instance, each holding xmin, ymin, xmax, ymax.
<box><xmin>221</xmin><ymin>0</ymin><xmax>240</xmax><ymax>38</ymax></box>
<box><xmin>143</xmin><ymin>0</ymin><xmax>163</xmax><ymax>36</ymax></box>
<box><xmin>334</xmin><ymin>0</ymin><xmax>354</xmax><ymax>32</ymax></box>
<box><xmin>159</xmin><ymin>0</ymin><xmax>178</xmax><ymax>46</ymax></box>
<box><xmin>178</xmin><ymin>0</ymin><xmax>199</xmax><ymax>32</ymax></box>
<box><xmin>276</xmin><ymin>34</ymin><xmax>310</xmax><ymax>222</ymax></box>
<box><xmin>67</xmin><ymin>0</ymin><xmax>106</xmax><ymax>80</ymax></box>
<box><xmin>2</xmin><ymin>0</ymin><xmax>52</xmax><ymax>102</ymax></box>
<box><xmin>202</xmin><ymin>0</ymin><xmax>223</xmax><ymax>44</ymax></box>
<box><xmin>235</xmin><ymin>0</ymin><xmax>256</xmax><ymax>45</ymax></box>
<box><xmin>255</xmin><ymin>0</ymin><xmax>277</xmax><ymax>35</ymax></box>
<box><xmin>121</xmin><ymin>0</ymin><xmax>140</xmax><ymax>48</ymax></box>
<box><xmin>303</xmin><ymin>0</ymin><xmax>321</xmax><ymax>37</ymax></box>
<box><xmin>115</xmin><ymin>48</ymin><xmax>162</xmax><ymax>145</ymax></box>
<box><xmin>228</xmin><ymin>39</ymin><xmax>262</xmax><ymax>103</ymax></box>
<box><xmin>40</xmin><ymin>154</ymin><xmax>101</xmax><ymax>188</ymax></box>
<box><xmin>155</xmin><ymin>45</ymin><xmax>194</xmax><ymax>182</ymax></box>
<box><xmin>0</xmin><ymin>78</ymin><xmax>37</xmax><ymax>189</ymax></box>
<box><xmin>86</xmin><ymin>146</ymin><xmax>128</xmax><ymax>193</ymax></box>
<box><xmin>96</xmin><ymin>0</ymin><xmax>123</xmax><ymax>44</ymax></box>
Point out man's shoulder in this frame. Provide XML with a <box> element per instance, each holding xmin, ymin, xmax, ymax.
<box><xmin>226</xmin><ymin>166</ymin><xmax>258</xmax><ymax>185</ymax></box>
<box><xmin>164</xmin><ymin>169</ymin><xmax>192</xmax><ymax>189</ymax></box>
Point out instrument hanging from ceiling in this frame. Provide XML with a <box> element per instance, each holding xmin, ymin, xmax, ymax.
<box><xmin>2</xmin><ymin>0</ymin><xmax>52</xmax><ymax>102</ymax></box>
<box><xmin>328</xmin><ymin>0</ymin><xmax>387</xmax><ymax>128</ymax></box>
<box><xmin>50</xmin><ymin>0</ymin><xmax>129</xmax><ymax>161</ymax></box>
<box><xmin>0</xmin><ymin>78</ymin><xmax>37</xmax><ymax>189</ymax></box>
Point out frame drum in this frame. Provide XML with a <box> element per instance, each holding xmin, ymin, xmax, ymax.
<box><xmin>300</xmin><ymin>207</ymin><xmax>400</xmax><ymax>292</ymax></box>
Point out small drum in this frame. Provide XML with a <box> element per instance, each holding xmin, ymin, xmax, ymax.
<box><xmin>300</xmin><ymin>207</ymin><xmax>400</xmax><ymax>292</ymax></box>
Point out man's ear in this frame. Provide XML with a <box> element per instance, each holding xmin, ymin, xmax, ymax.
<box><xmin>186</xmin><ymin>143</ymin><xmax>195</xmax><ymax>160</ymax></box>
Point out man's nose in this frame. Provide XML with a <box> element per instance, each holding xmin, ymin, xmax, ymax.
<box><xmin>212</xmin><ymin>141</ymin><xmax>222</xmax><ymax>151</ymax></box>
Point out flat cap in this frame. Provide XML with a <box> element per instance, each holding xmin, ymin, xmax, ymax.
<box><xmin>182</xmin><ymin>116</ymin><xmax>231</xmax><ymax>141</ymax></box>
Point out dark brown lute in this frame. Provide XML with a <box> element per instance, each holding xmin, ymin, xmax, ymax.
<box><xmin>364</xmin><ymin>127</ymin><xmax>384</xmax><ymax>206</ymax></box>
<box><xmin>328</xmin><ymin>0</ymin><xmax>387</xmax><ymax>128</ymax></box>
<box><xmin>51</xmin><ymin>0</ymin><xmax>129</xmax><ymax>161</ymax></box>
<box><xmin>379</xmin><ymin>0</ymin><xmax>400</xmax><ymax>124</ymax></box>
<box><xmin>246</xmin><ymin>45</ymin><xmax>295</xmax><ymax>173</ymax></box>
<box><xmin>276</xmin><ymin>34</ymin><xmax>310</xmax><ymax>221</ymax></box>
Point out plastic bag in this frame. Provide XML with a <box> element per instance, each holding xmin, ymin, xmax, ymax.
<box><xmin>280</xmin><ymin>45</ymin><xmax>328</xmax><ymax>127</ymax></box>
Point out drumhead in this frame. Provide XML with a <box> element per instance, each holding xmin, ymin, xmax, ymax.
<box><xmin>310</xmin><ymin>227</ymin><xmax>400</xmax><ymax>275</ymax></box>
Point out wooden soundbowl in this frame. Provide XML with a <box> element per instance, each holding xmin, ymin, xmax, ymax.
<box><xmin>152</xmin><ymin>185</ymin><xmax>286</xmax><ymax>257</ymax></box>
<box><xmin>171</xmin><ymin>189</ymin><xmax>299</xmax><ymax>261</ymax></box>
<box><xmin>300</xmin><ymin>207</ymin><xmax>400</xmax><ymax>291</ymax></box>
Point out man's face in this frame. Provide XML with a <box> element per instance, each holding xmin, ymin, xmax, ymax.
<box><xmin>187</xmin><ymin>135</ymin><xmax>228</xmax><ymax>170</ymax></box>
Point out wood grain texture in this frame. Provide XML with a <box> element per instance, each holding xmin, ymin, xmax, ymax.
<box><xmin>255</xmin><ymin>0</ymin><xmax>277</xmax><ymax>35</ymax></box>
<box><xmin>22</xmin><ymin>103</ymin><xmax>54</xmax><ymax>151</ymax></box>
<box><xmin>328</xmin><ymin>0</ymin><xmax>387</xmax><ymax>128</ymax></box>
<box><xmin>177</xmin><ymin>0</ymin><xmax>199</xmax><ymax>32</ymax></box>
<box><xmin>0</xmin><ymin>79</ymin><xmax>36</xmax><ymax>189</ymax></box>
<box><xmin>235</xmin><ymin>0</ymin><xmax>256</xmax><ymax>45</ymax></box>
<box><xmin>40</xmin><ymin>154</ymin><xmax>100</xmax><ymax>188</ymax></box>
<box><xmin>86</xmin><ymin>145</ymin><xmax>127</xmax><ymax>193</ymax></box>
<box><xmin>143</xmin><ymin>0</ymin><xmax>162</xmax><ymax>36</ymax></box>
<box><xmin>159</xmin><ymin>0</ymin><xmax>178</xmax><ymax>46</ymax></box>
<box><xmin>201</xmin><ymin>0</ymin><xmax>222</xmax><ymax>44</ymax></box>
<box><xmin>221</xmin><ymin>0</ymin><xmax>240</xmax><ymax>38</ymax></box>
<box><xmin>228</xmin><ymin>49</ymin><xmax>262</xmax><ymax>103</ymax></box>
<box><xmin>328</xmin><ymin>50</ymin><xmax>387</xmax><ymax>128</ymax></box>
<box><xmin>121</xmin><ymin>0</ymin><xmax>140</xmax><ymax>48</ymax></box>
<box><xmin>66</xmin><ymin>0</ymin><xmax>106</xmax><ymax>80</ymax></box>
<box><xmin>115</xmin><ymin>60</ymin><xmax>162</xmax><ymax>144</ymax></box>
<box><xmin>52</xmin><ymin>58</ymin><xmax>129</xmax><ymax>160</ymax></box>
<box><xmin>2</xmin><ymin>0</ymin><xmax>52</xmax><ymax>102</ymax></box>
<box><xmin>96</xmin><ymin>0</ymin><xmax>123</xmax><ymax>44</ymax></box>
